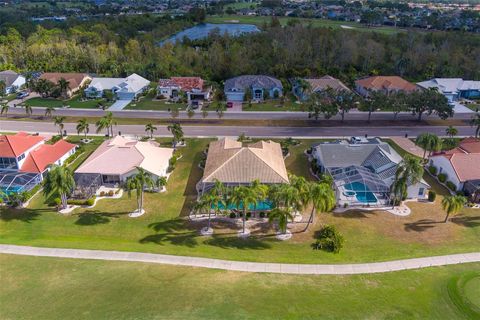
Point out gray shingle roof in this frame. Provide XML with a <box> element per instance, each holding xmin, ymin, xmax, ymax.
<box><xmin>224</xmin><ymin>75</ymin><xmax>283</xmax><ymax>92</ymax></box>
<box><xmin>0</xmin><ymin>70</ymin><xmax>20</xmax><ymax>87</ymax></box>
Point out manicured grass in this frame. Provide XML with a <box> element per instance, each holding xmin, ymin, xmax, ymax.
<box><xmin>206</xmin><ymin>15</ymin><xmax>404</xmax><ymax>35</ymax></box>
<box><xmin>467</xmin><ymin>104</ymin><xmax>479</xmax><ymax>112</ymax></box>
<box><xmin>242</xmin><ymin>100</ymin><xmax>305</xmax><ymax>112</ymax></box>
<box><xmin>126</xmin><ymin>92</ymin><xmax>186</xmax><ymax>111</ymax></box>
<box><xmin>23</xmin><ymin>96</ymin><xmax>112</xmax><ymax>109</ymax></box>
<box><xmin>0</xmin><ymin>254</ymin><xmax>479</xmax><ymax>319</ymax></box>
<box><xmin>0</xmin><ymin>138</ymin><xmax>479</xmax><ymax>264</ymax></box>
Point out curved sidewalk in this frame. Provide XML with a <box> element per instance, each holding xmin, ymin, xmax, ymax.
<box><xmin>0</xmin><ymin>245</ymin><xmax>479</xmax><ymax>275</ymax></box>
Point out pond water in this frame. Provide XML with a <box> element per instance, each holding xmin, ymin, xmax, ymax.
<box><xmin>159</xmin><ymin>23</ymin><xmax>260</xmax><ymax>45</ymax></box>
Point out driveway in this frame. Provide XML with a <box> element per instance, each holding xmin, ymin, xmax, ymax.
<box><xmin>451</xmin><ymin>101</ymin><xmax>474</xmax><ymax>114</ymax></box>
<box><xmin>108</xmin><ymin>99</ymin><xmax>132</xmax><ymax>111</ymax></box>
<box><xmin>7</xmin><ymin>92</ymin><xmax>40</xmax><ymax>107</ymax></box>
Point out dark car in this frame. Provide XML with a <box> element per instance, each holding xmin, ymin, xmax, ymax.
<box><xmin>226</xmin><ymin>102</ymin><xmax>233</xmax><ymax>108</ymax></box>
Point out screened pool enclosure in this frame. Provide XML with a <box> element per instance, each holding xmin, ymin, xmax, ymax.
<box><xmin>0</xmin><ymin>171</ymin><xmax>42</xmax><ymax>196</ymax></box>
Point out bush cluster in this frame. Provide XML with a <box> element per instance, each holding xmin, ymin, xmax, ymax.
<box><xmin>428</xmin><ymin>191</ymin><xmax>436</xmax><ymax>202</ymax></box>
<box><xmin>446</xmin><ymin>181</ymin><xmax>457</xmax><ymax>192</ymax></box>
<box><xmin>437</xmin><ymin>173</ymin><xmax>447</xmax><ymax>183</ymax></box>
<box><xmin>312</xmin><ymin>225</ymin><xmax>344</xmax><ymax>253</ymax></box>
<box><xmin>428</xmin><ymin>166</ymin><xmax>437</xmax><ymax>176</ymax></box>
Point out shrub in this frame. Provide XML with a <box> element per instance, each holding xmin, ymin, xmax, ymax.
<box><xmin>343</xmin><ymin>203</ymin><xmax>348</xmax><ymax>208</ymax></box>
<box><xmin>108</xmin><ymin>190</ymin><xmax>114</xmax><ymax>197</ymax></box>
<box><xmin>437</xmin><ymin>173</ymin><xmax>447</xmax><ymax>183</ymax></box>
<box><xmin>428</xmin><ymin>166</ymin><xmax>437</xmax><ymax>176</ymax></box>
<box><xmin>259</xmin><ymin>212</ymin><xmax>266</xmax><ymax>218</ymax></box>
<box><xmin>312</xmin><ymin>225</ymin><xmax>344</xmax><ymax>253</ymax></box>
<box><xmin>428</xmin><ymin>191</ymin><xmax>436</xmax><ymax>202</ymax></box>
<box><xmin>446</xmin><ymin>181</ymin><xmax>457</xmax><ymax>192</ymax></box>
<box><xmin>99</xmin><ymin>191</ymin><xmax>106</xmax><ymax>197</ymax></box>
<box><xmin>229</xmin><ymin>212</ymin><xmax>236</xmax><ymax>219</ymax></box>
<box><xmin>246</xmin><ymin>212</ymin><xmax>252</xmax><ymax>218</ymax></box>
<box><xmin>53</xmin><ymin>197</ymin><xmax>62</xmax><ymax>207</ymax></box>
<box><xmin>86</xmin><ymin>197</ymin><xmax>95</xmax><ymax>206</ymax></box>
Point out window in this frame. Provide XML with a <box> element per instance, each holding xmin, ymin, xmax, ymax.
<box><xmin>418</xmin><ymin>188</ymin><xmax>425</xmax><ymax>196</ymax></box>
<box><xmin>0</xmin><ymin>157</ymin><xmax>18</xmax><ymax>170</ymax></box>
<box><xmin>17</xmin><ymin>153</ymin><xmax>25</xmax><ymax>161</ymax></box>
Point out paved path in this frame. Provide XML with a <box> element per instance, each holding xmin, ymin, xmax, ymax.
<box><xmin>108</xmin><ymin>99</ymin><xmax>132</xmax><ymax>111</ymax></box>
<box><xmin>390</xmin><ymin>137</ymin><xmax>426</xmax><ymax>158</ymax></box>
<box><xmin>1</xmin><ymin>245</ymin><xmax>478</xmax><ymax>275</ymax></box>
<box><xmin>0</xmin><ymin>120</ymin><xmax>476</xmax><ymax>139</ymax></box>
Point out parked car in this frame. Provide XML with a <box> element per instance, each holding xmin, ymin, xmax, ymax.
<box><xmin>16</xmin><ymin>91</ymin><xmax>29</xmax><ymax>99</ymax></box>
<box><xmin>227</xmin><ymin>102</ymin><xmax>233</xmax><ymax>108</ymax></box>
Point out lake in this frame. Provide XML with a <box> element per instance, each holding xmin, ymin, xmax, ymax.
<box><xmin>159</xmin><ymin>23</ymin><xmax>260</xmax><ymax>45</ymax></box>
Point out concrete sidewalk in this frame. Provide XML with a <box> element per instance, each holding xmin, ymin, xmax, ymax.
<box><xmin>1</xmin><ymin>245</ymin><xmax>478</xmax><ymax>275</ymax></box>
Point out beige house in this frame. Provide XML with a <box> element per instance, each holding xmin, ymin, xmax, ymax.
<box><xmin>39</xmin><ymin>72</ymin><xmax>91</xmax><ymax>97</ymax></box>
<box><xmin>75</xmin><ymin>136</ymin><xmax>173</xmax><ymax>188</ymax></box>
<box><xmin>197</xmin><ymin>138</ymin><xmax>289</xmax><ymax>195</ymax></box>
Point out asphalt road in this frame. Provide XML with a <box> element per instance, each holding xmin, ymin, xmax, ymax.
<box><xmin>5</xmin><ymin>106</ymin><xmax>476</xmax><ymax>121</ymax></box>
<box><xmin>0</xmin><ymin>120</ymin><xmax>476</xmax><ymax>138</ymax></box>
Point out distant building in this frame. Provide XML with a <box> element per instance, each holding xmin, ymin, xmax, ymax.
<box><xmin>85</xmin><ymin>74</ymin><xmax>150</xmax><ymax>100</ymax></box>
<box><xmin>39</xmin><ymin>73</ymin><xmax>92</xmax><ymax>98</ymax></box>
<box><xmin>417</xmin><ymin>78</ymin><xmax>480</xmax><ymax>102</ymax></box>
<box><xmin>355</xmin><ymin>76</ymin><xmax>418</xmax><ymax>97</ymax></box>
<box><xmin>157</xmin><ymin>77</ymin><xmax>211</xmax><ymax>105</ymax></box>
<box><xmin>224</xmin><ymin>75</ymin><xmax>283</xmax><ymax>102</ymax></box>
<box><xmin>293</xmin><ymin>75</ymin><xmax>351</xmax><ymax>101</ymax></box>
<box><xmin>0</xmin><ymin>70</ymin><xmax>26</xmax><ymax>94</ymax></box>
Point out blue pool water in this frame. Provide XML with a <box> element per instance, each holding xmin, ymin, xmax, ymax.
<box><xmin>344</xmin><ymin>182</ymin><xmax>377</xmax><ymax>203</ymax></box>
<box><xmin>160</xmin><ymin>23</ymin><xmax>260</xmax><ymax>45</ymax></box>
<box><xmin>213</xmin><ymin>200</ymin><xmax>274</xmax><ymax>211</ymax></box>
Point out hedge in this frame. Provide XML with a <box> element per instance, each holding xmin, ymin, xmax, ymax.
<box><xmin>437</xmin><ymin>173</ymin><xmax>447</xmax><ymax>183</ymax></box>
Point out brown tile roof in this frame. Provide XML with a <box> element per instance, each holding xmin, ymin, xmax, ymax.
<box><xmin>305</xmin><ymin>76</ymin><xmax>351</xmax><ymax>93</ymax></box>
<box><xmin>170</xmin><ymin>77</ymin><xmax>204</xmax><ymax>91</ymax></box>
<box><xmin>39</xmin><ymin>73</ymin><xmax>90</xmax><ymax>90</ymax></box>
<box><xmin>355</xmin><ymin>76</ymin><xmax>418</xmax><ymax>92</ymax></box>
<box><xmin>201</xmin><ymin>138</ymin><xmax>289</xmax><ymax>184</ymax></box>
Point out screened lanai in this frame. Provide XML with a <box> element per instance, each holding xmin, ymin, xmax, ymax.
<box><xmin>328</xmin><ymin>165</ymin><xmax>391</xmax><ymax>206</ymax></box>
<box><xmin>0</xmin><ymin>171</ymin><xmax>42</xmax><ymax>194</ymax></box>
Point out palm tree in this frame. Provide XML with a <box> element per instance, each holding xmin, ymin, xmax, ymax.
<box><xmin>57</xmin><ymin>78</ymin><xmax>70</xmax><ymax>99</ymax></box>
<box><xmin>230</xmin><ymin>185</ymin><xmax>257</xmax><ymax>234</ymax></box>
<box><xmin>391</xmin><ymin>155</ymin><xmax>424</xmax><ymax>206</ymax></box>
<box><xmin>145</xmin><ymin>123</ymin><xmax>157</xmax><ymax>139</ymax></box>
<box><xmin>415</xmin><ymin>133</ymin><xmax>442</xmax><ymax>159</ymax></box>
<box><xmin>268</xmin><ymin>207</ymin><xmax>294</xmax><ymax>234</ymax></box>
<box><xmin>43</xmin><ymin>165</ymin><xmax>75</xmax><ymax>210</ymax></box>
<box><xmin>155</xmin><ymin>176</ymin><xmax>167</xmax><ymax>192</ymax></box>
<box><xmin>1</xmin><ymin>104</ymin><xmax>8</xmax><ymax>118</ymax></box>
<box><xmin>304</xmin><ymin>181</ymin><xmax>336</xmax><ymax>229</ymax></box>
<box><xmin>441</xmin><ymin>195</ymin><xmax>466</xmax><ymax>223</ymax></box>
<box><xmin>445</xmin><ymin>125</ymin><xmax>458</xmax><ymax>139</ymax></box>
<box><xmin>53</xmin><ymin>116</ymin><xmax>66</xmax><ymax>136</ymax></box>
<box><xmin>76</xmin><ymin>118</ymin><xmax>89</xmax><ymax>138</ymax></box>
<box><xmin>471</xmin><ymin>113</ymin><xmax>480</xmax><ymax>138</ymax></box>
<box><xmin>96</xmin><ymin>112</ymin><xmax>116</xmax><ymax>137</ymax></box>
<box><xmin>44</xmin><ymin>106</ymin><xmax>55</xmax><ymax>118</ymax></box>
<box><xmin>251</xmin><ymin>179</ymin><xmax>268</xmax><ymax>209</ymax></box>
<box><xmin>25</xmin><ymin>105</ymin><xmax>33</xmax><ymax>117</ymax></box>
<box><xmin>126</xmin><ymin>167</ymin><xmax>154</xmax><ymax>215</ymax></box>
<box><xmin>269</xmin><ymin>183</ymin><xmax>301</xmax><ymax>213</ymax></box>
<box><xmin>0</xmin><ymin>80</ymin><xmax>5</xmax><ymax>96</ymax></box>
<box><xmin>167</xmin><ymin>122</ymin><xmax>183</xmax><ymax>148</ymax></box>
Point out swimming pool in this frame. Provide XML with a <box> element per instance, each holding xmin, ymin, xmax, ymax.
<box><xmin>344</xmin><ymin>182</ymin><xmax>377</xmax><ymax>203</ymax></box>
<box><xmin>213</xmin><ymin>200</ymin><xmax>274</xmax><ymax>211</ymax></box>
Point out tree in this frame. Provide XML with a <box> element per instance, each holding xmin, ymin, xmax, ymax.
<box><xmin>155</xmin><ymin>176</ymin><xmax>168</xmax><ymax>192</ymax></box>
<box><xmin>199</xmin><ymin>179</ymin><xmax>226</xmax><ymax>234</ymax></box>
<box><xmin>388</xmin><ymin>91</ymin><xmax>408</xmax><ymax>121</ymax></box>
<box><xmin>57</xmin><ymin>78</ymin><xmax>70</xmax><ymax>99</ymax></box>
<box><xmin>145</xmin><ymin>123</ymin><xmax>157</xmax><ymax>139</ymax></box>
<box><xmin>34</xmin><ymin>78</ymin><xmax>54</xmax><ymax>97</ymax></box>
<box><xmin>0</xmin><ymin>80</ymin><xmax>5</xmax><ymax>96</ymax></box>
<box><xmin>53</xmin><ymin>116</ymin><xmax>66</xmax><ymax>136</ymax></box>
<box><xmin>230</xmin><ymin>185</ymin><xmax>257</xmax><ymax>235</ymax></box>
<box><xmin>202</xmin><ymin>109</ymin><xmax>208</xmax><ymax>119</ymax></box>
<box><xmin>441</xmin><ymin>195</ymin><xmax>466</xmax><ymax>223</ymax></box>
<box><xmin>470</xmin><ymin>113</ymin><xmax>480</xmax><ymax>138</ymax></box>
<box><xmin>391</xmin><ymin>155</ymin><xmax>424</xmax><ymax>206</ymax></box>
<box><xmin>43</xmin><ymin>165</ymin><xmax>75</xmax><ymax>210</ymax></box>
<box><xmin>170</xmin><ymin>107</ymin><xmax>179</xmax><ymax>119</ymax></box>
<box><xmin>1</xmin><ymin>104</ymin><xmax>8</xmax><ymax>117</ymax></box>
<box><xmin>251</xmin><ymin>179</ymin><xmax>268</xmax><ymax>211</ymax></box>
<box><xmin>336</xmin><ymin>89</ymin><xmax>357</xmax><ymax>122</ymax></box>
<box><xmin>416</xmin><ymin>133</ymin><xmax>442</xmax><ymax>159</ymax></box>
<box><xmin>25</xmin><ymin>105</ymin><xmax>33</xmax><ymax>117</ymax></box>
<box><xmin>304</xmin><ymin>181</ymin><xmax>336</xmax><ymax>229</ymax></box>
<box><xmin>167</xmin><ymin>122</ymin><xmax>183</xmax><ymax>148</ymax></box>
<box><xmin>76</xmin><ymin>118</ymin><xmax>89</xmax><ymax>138</ymax></box>
<box><xmin>44</xmin><ymin>106</ymin><xmax>55</xmax><ymax>118</ymax></box>
<box><xmin>96</xmin><ymin>112</ymin><xmax>116</xmax><ymax>137</ymax></box>
<box><xmin>408</xmin><ymin>88</ymin><xmax>452</xmax><ymax>121</ymax></box>
<box><xmin>358</xmin><ymin>91</ymin><xmax>385</xmax><ymax>123</ymax></box>
<box><xmin>187</xmin><ymin>108</ymin><xmax>195</xmax><ymax>119</ymax></box>
<box><xmin>126</xmin><ymin>167</ymin><xmax>154</xmax><ymax>215</ymax></box>
<box><xmin>268</xmin><ymin>208</ymin><xmax>294</xmax><ymax>234</ymax></box>
<box><xmin>445</xmin><ymin>125</ymin><xmax>458</xmax><ymax>139</ymax></box>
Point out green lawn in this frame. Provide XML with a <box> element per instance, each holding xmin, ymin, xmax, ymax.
<box><xmin>0</xmin><ymin>254</ymin><xmax>478</xmax><ymax>319</ymax></box>
<box><xmin>206</xmin><ymin>15</ymin><xmax>404</xmax><ymax>35</ymax></box>
<box><xmin>467</xmin><ymin>104</ymin><xmax>479</xmax><ymax>112</ymax></box>
<box><xmin>126</xmin><ymin>91</ymin><xmax>186</xmax><ymax>111</ymax></box>
<box><xmin>0</xmin><ymin>138</ymin><xmax>479</xmax><ymax>264</ymax></box>
<box><xmin>242</xmin><ymin>100</ymin><xmax>305</xmax><ymax>112</ymax></box>
<box><xmin>225</xmin><ymin>1</ymin><xmax>258</xmax><ymax>10</ymax></box>
<box><xmin>23</xmin><ymin>96</ymin><xmax>112</xmax><ymax>109</ymax></box>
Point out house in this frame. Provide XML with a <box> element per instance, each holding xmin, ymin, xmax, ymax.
<box><xmin>312</xmin><ymin>137</ymin><xmax>429</xmax><ymax>207</ymax></box>
<box><xmin>355</xmin><ymin>76</ymin><xmax>418</xmax><ymax>97</ymax></box>
<box><xmin>0</xmin><ymin>132</ymin><xmax>76</xmax><ymax>194</ymax></box>
<box><xmin>84</xmin><ymin>74</ymin><xmax>150</xmax><ymax>100</ymax></box>
<box><xmin>224</xmin><ymin>75</ymin><xmax>283</xmax><ymax>102</ymax></box>
<box><xmin>157</xmin><ymin>77</ymin><xmax>211</xmax><ymax>105</ymax></box>
<box><xmin>39</xmin><ymin>73</ymin><xmax>91</xmax><ymax>98</ymax></box>
<box><xmin>0</xmin><ymin>70</ymin><xmax>26</xmax><ymax>94</ymax></box>
<box><xmin>197</xmin><ymin>138</ymin><xmax>289</xmax><ymax>195</ymax></box>
<box><xmin>293</xmin><ymin>75</ymin><xmax>351</xmax><ymax>101</ymax></box>
<box><xmin>75</xmin><ymin>136</ymin><xmax>173</xmax><ymax>188</ymax></box>
<box><xmin>417</xmin><ymin>78</ymin><xmax>480</xmax><ymax>102</ymax></box>
<box><xmin>429</xmin><ymin>137</ymin><xmax>480</xmax><ymax>202</ymax></box>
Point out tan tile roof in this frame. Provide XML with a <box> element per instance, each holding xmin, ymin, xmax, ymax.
<box><xmin>448</xmin><ymin>153</ymin><xmax>480</xmax><ymax>182</ymax></box>
<box><xmin>355</xmin><ymin>76</ymin><xmax>418</xmax><ymax>92</ymax></box>
<box><xmin>305</xmin><ymin>76</ymin><xmax>351</xmax><ymax>93</ymax></box>
<box><xmin>39</xmin><ymin>73</ymin><xmax>91</xmax><ymax>90</ymax></box>
<box><xmin>202</xmin><ymin>138</ymin><xmax>289</xmax><ymax>184</ymax></box>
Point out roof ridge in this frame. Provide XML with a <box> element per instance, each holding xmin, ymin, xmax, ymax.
<box><xmin>247</xmin><ymin>143</ymin><xmax>289</xmax><ymax>183</ymax></box>
<box><xmin>202</xmin><ymin>146</ymin><xmax>242</xmax><ymax>182</ymax></box>
<box><xmin>3</xmin><ymin>135</ymin><xmax>16</xmax><ymax>157</ymax></box>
